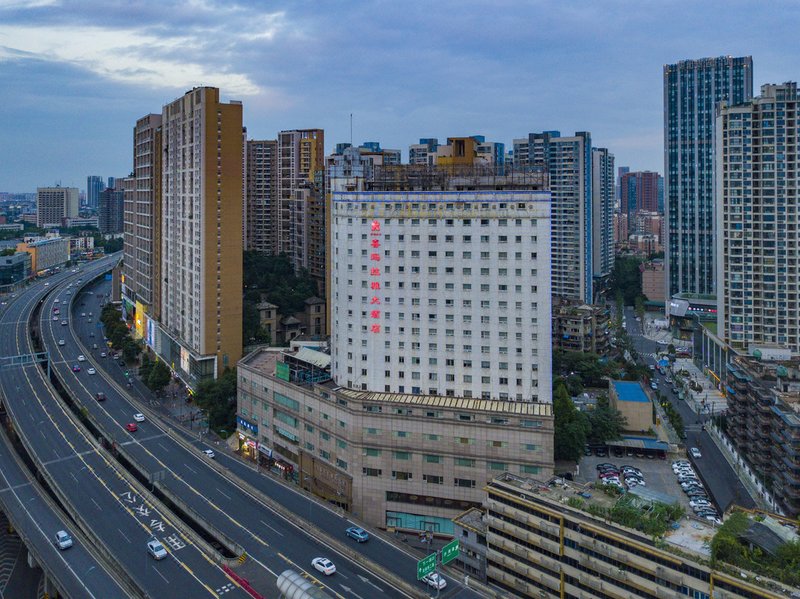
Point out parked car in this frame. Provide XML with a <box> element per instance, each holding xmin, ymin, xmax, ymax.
<box><xmin>596</xmin><ymin>463</ymin><xmax>617</xmax><ymax>471</ymax></box>
<box><xmin>346</xmin><ymin>527</ymin><xmax>370</xmax><ymax>543</ymax></box>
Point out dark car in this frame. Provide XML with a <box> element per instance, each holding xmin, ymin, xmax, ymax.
<box><xmin>95</xmin><ymin>392</ymin><xmax>106</xmax><ymax>402</ymax></box>
<box><xmin>594</xmin><ymin>447</ymin><xmax>608</xmax><ymax>457</ymax></box>
<box><xmin>596</xmin><ymin>463</ymin><xmax>616</xmax><ymax>471</ymax></box>
<box><xmin>72</xmin><ymin>364</ymin><xmax>80</xmax><ymax>372</ymax></box>
<box><xmin>118</xmin><ymin>359</ymin><xmax>126</xmax><ymax>366</ymax></box>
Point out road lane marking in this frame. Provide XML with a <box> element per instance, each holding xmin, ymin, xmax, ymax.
<box><xmin>152</xmin><ymin>566</ymin><xmax>170</xmax><ymax>584</ymax></box>
<box><xmin>117</xmin><ymin>528</ymin><xmax>132</xmax><ymax>544</ymax></box>
<box><xmin>278</xmin><ymin>552</ymin><xmax>346</xmax><ymax>599</ymax></box>
<box><xmin>259</xmin><ymin>519</ymin><xmax>284</xmax><ymax>537</ymax></box>
<box><xmin>217</xmin><ymin>488</ymin><xmax>232</xmax><ymax>500</ymax></box>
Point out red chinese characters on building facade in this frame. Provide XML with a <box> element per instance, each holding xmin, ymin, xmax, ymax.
<box><xmin>369</xmin><ymin>220</ymin><xmax>382</xmax><ymax>333</ymax></box>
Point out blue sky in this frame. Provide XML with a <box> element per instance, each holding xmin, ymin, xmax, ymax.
<box><xmin>0</xmin><ymin>0</ymin><xmax>798</xmax><ymax>192</ymax></box>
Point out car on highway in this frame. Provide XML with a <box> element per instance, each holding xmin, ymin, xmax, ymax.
<box><xmin>202</xmin><ymin>449</ymin><xmax>216</xmax><ymax>459</ymax></box>
<box><xmin>346</xmin><ymin>527</ymin><xmax>369</xmax><ymax>542</ymax></box>
<box><xmin>133</xmin><ymin>413</ymin><xmax>145</xmax><ymax>422</ymax></box>
<box><xmin>311</xmin><ymin>557</ymin><xmax>336</xmax><ymax>576</ymax></box>
<box><xmin>147</xmin><ymin>539</ymin><xmax>167</xmax><ymax>560</ymax></box>
<box><xmin>61</xmin><ymin>320</ymin><xmax>67</xmax><ymax>326</ymax></box>
<box><xmin>100</xmin><ymin>351</ymin><xmax>106</xmax><ymax>357</ymax></box>
<box><xmin>689</xmin><ymin>447</ymin><xmax>702</xmax><ymax>459</ymax></box>
<box><xmin>57</xmin><ymin>339</ymin><xmax>65</xmax><ymax>346</ymax></box>
<box><xmin>95</xmin><ymin>392</ymin><xmax>106</xmax><ymax>402</ymax></box>
<box><xmin>52</xmin><ymin>315</ymin><xmax>59</xmax><ymax>321</ymax></box>
<box><xmin>77</xmin><ymin>355</ymin><xmax>86</xmax><ymax>362</ymax></box>
<box><xmin>125</xmin><ymin>423</ymin><xmax>138</xmax><ymax>432</ymax></box>
<box><xmin>54</xmin><ymin>530</ymin><xmax>73</xmax><ymax>550</ymax></box>
<box><xmin>72</xmin><ymin>364</ymin><xmax>80</xmax><ymax>372</ymax></box>
<box><xmin>87</xmin><ymin>368</ymin><xmax>96</xmax><ymax>375</ymax></box>
<box><xmin>422</xmin><ymin>573</ymin><xmax>447</xmax><ymax>590</ymax></box>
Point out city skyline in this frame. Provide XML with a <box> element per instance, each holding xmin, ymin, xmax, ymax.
<box><xmin>2</xmin><ymin>1</ymin><xmax>799</xmax><ymax>191</ymax></box>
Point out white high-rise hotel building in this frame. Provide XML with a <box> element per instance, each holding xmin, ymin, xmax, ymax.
<box><xmin>331</xmin><ymin>190</ymin><xmax>552</xmax><ymax>402</ymax></box>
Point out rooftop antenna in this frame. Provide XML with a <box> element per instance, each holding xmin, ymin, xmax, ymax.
<box><xmin>350</xmin><ymin>113</ymin><xmax>353</xmax><ymax>147</ymax></box>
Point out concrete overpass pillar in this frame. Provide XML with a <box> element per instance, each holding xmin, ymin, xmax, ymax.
<box><xmin>27</xmin><ymin>548</ymin><xmax>37</xmax><ymax>569</ymax></box>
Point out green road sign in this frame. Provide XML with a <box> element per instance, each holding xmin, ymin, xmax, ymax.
<box><xmin>417</xmin><ymin>553</ymin><xmax>436</xmax><ymax>580</ymax></box>
<box><xmin>441</xmin><ymin>539</ymin><xmax>459</xmax><ymax>565</ymax></box>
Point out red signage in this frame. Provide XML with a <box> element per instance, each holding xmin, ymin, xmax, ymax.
<box><xmin>369</xmin><ymin>220</ymin><xmax>382</xmax><ymax>333</ymax></box>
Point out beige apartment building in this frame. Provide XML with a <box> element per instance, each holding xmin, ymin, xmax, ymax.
<box><xmin>237</xmin><ymin>347</ymin><xmax>554</xmax><ymax>533</ymax></box>
<box><xmin>484</xmin><ymin>473</ymin><xmax>796</xmax><ymax>599</ymax></box>
<box><xmin>36</xmin><ymin>186</ymin><xmax>78</xmax><ymax>228</ymax></box>
<box><xmin>158</xmin><ymin>87</ymin><xmax>243</xmax><ymax>382</ymax></box>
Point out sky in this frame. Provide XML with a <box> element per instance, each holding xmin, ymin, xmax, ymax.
<box><xmin>1</xmin><ymin>0</ymin><xmax>799</xmax><ymax>192</ymax></box>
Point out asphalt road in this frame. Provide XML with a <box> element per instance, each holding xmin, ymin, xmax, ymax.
<box><xmin>45</xmin><ymin>273</ymin><xmax>440</xmax><ymax>599</ymax></box>
<box><xmin>0</xmin><ymin>259</ymin><xmax>246</xmax><ymax>599</ymax></box>
<box><xmin>623</xmin><ymin>307</ymin><xmax>755</xmax><ymax>512</ymax></box>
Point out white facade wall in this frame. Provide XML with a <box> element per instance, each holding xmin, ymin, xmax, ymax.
<box><xmin>331</xmin><ymin>190</ymin><xmax>552</xmax><ymax>403</ymax></box>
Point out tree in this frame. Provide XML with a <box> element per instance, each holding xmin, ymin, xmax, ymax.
<box><xmin>193</xmin><ymin>368</ymin><xmax>238</xmax><ymax>432</ymax></box>
<box><xmin>554</xmin><ymin>383</ymin><xmax>590</xmax><ymax>462</ymax></box>
<box><xmin>610</xmin><ymin>256</ymin><xmax>645</xmax><ymax>306</ymax></box>
<box><xmin>587</xmin><ymin>407</ymin><xmax>628</xmax><ymax>444</ymax></box>
<box><xmin>0</xmin><ymin>248</ymin><xmax>15</xmax><ymax>256</ymax></box>
<box><xmin>139</xmin><ymin>353</ymin><xmax>153</xmax><ymax>380</ymax></box>
<box><xmin>121</xmin><ymin>337</ymin><xmax>141</xmax><ymax>363</ymax></box>
<box><xmin>147</xmin><ymin>359</ymin><xmax>171</xmax><ymax>393</ymax></box>
<box><xmin>667</xmin><ymin>343</ymin><xmax>676</xmax><ymax>355</ymax></box>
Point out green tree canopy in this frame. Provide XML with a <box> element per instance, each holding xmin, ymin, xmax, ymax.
<box><xmin>193</xmin><ymin>368</ymin><xmax>238</xmax><ymax>432</ymax></box>
<box><xmin>610</xmin><ymin>256</ymin><xmax>645</xmax><ymax>306</ymax></box>
<box><xmin>146</xmin><ymin>359</ymin><xmax>171</xmax><ymax>393</ymax></box>
<box><xmin>587</xmin><ymin>406</ymin><xmax>627</xmax><ymax>444</ymax></box>
<box><xmin>554</xmin><ymin>383</ymin><xmax>590</xmax><ymax>462</ymax></box>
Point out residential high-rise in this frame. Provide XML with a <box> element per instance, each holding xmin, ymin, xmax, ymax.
<box><xmin>123</xmin><ymin>114</ymin><xmax>162</xmax><ymax>330</ymax></box>
<box><xmin>245</xmin><ymin>139</ymin><xmax>278</xmax><ymax>253</ymax></box>
<box><xmin>277</xmin><ymin>128</ymin><xmax>325</xmax><ymax>283</ymax></box>
<box><xmin>98</xmin><ymin>187</ymin><xmax>124</xmax><ymax>233</ymax></box>
<box><xmin>408</xmin><ymin>138</ymin><xmax>439</xmax><ymax>166</ymax></box>
<box><xmin>616</xmin><ymin>165</ymin><xmax>630</xmax><ymax>205</ymax></box>
<box><xmin>86</xmin><ymin>175</ymin><xmax>104</xmax><ymax>210</ymax></box>
<box><xmin>591</xmin><ymin>147</ymin><xmax>614</xmax><ymax>279</ymax></box>
<box><xmin>664</xmin><ymin>55</ymin><xmax>753</xmax><ymax>300</ymax></box>
<box><xmin>36</xmin><ymin>186</ymin><xmax>79</xmax><ymax>227</ymax></box>
<box><xmin>621</xmin><ymin>171</ymin><xmax>663</xmax><ymax>235</ymax></box>
<box><xmin>330</xmin><ymin>188</ymin><xmax>552</xmax><ymax>402</ymax></box>
<box><xmin>160</xmin><ymin>87</ymin><xmax>243</xmax><ymax>382</ymax></box>
<box><xmin>717</xmin><ymin>82</ymin><xmax>800</xmax><ymax>354</ymax></box>
<box><xmin>514</xmin><ymin>131</ymin><xmax>593</xmax><ymax>303</ymax></box>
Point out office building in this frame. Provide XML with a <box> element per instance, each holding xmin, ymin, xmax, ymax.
<box><xmin>0</xmin><ymin>252</ymin><xmax>31</xmax><ymax>290</ymax></box>
<box><xmin>159</xmin><ymin>87</ymin><xmax>243</xmax><ymax>383</ymax></box>
<box><xmin>98</xmin><ymin>187</ymin><xmax>124</xmax><ymax>234</ymax></box>
<box><xmin>16</xmin><ymin>236</ymin><xmax>70</xmax><ymax>273</ymax></box>
<box><xmin>236</xmin><ymin>347</ymin><xmax>554</xmax><ymax>531</ymax></box>
<box><xmin>36</xmin><ymin>186</ymin><xmax>79</xmax><ymax>228</ymax></box>
<box><xmin>277</xmin><ymin>128</ymin><xmax>325</xmax><ymax>284</ymax></box>
<box><xmin>664</xmin><ymin>55</ymin><xmax>753</xmax><ymax>300</ymax></box>
<box><xmin>591</xmin><ymin>147</ymin><xmax>615</xmax><ymax>279</ymax></box>
<box><xmin>245</xmin><ymin>139</ymin><xmax>278</xmax><ymax>253</ymax></box>
<box><xmin>717</xmin><ymin>82</ymin><xmax>800</xmax><ymax>355</ymax></box>
<box><xmin>514</xmin><ymin>131</ymin><xmax>593</xmax><ymax>303</ymax></box>
<box><xmin>482</xmin><ymin>473</ymin><xmax>796</xmax><ymax>598</ymax></box>
<box><xmin>616</xmin><ymin>165</ymin><xmax>629</xmax><ymax>205</ymax></box>
<box><xmin>123</xmin><ymin>113</ymin><xmax>162</xmax><ymax>334</ymax></box>
<box><xmin>331</xmin><ymin>189</ymin><xmax>552</xmax><ymax>402</ymax></box>
<box><xmin>86</xmin><ymin>175</ymin><xmax>105</xmax><ymax>210</ymax></box>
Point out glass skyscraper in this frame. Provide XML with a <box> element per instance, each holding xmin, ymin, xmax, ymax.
<box><xmin>664</xmin><ymin>56</ymin><xmax>753</xmax><ymax>300</ymax></box>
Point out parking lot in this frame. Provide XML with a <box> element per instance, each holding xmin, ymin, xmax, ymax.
<box><xmin>576</xmin><ymin>452</ymin><xmax>695</xmax><ymax>511</ymax></box>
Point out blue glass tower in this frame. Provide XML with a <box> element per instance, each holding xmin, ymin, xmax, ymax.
<box><xmin>664</xmin><ymin>56</ymin><xmax>753</xmax><ymax>299</ymax></box>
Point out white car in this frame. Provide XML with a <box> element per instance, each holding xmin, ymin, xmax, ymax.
<box><xmin>81</xmin><ymin>312</ymin><xmax>86</xmax><ymax>317</ymax></box>
<box><xmin>133</xmin><ymin>413</ymin><xmax>145</xmax><ymax>422</ymax></box>
<box><xmin>61</xmin><ymin>320</ymin><xmax>68</xmax><ymax>326</ymax></box>
<box><xmin>54</xmin><ymin>530</ymin><xmax>73</xmax><ymax>550</ymax></box>
<box><xmin>203</xmin><ymin>449</ymin><xmax>216</xmax><ymax>459</ymax></box>
<box><xmin>311</xmin><ymin>557</ymin><xmax>336</xmax><ymax>576</ymax></box>
<box><xmin>689</xmin><ymin>447</ymin><xmax>702</xmax><ymax>459</ymax></box>
<box><xmin>77</xmin><ymin>355</ymin><xmax>86</xmax><ymax>362</ymax></box>
<box><xmin>147</xmin><ymin>539</ymin><xmax>167</xmax><ymax>560</ymax></box>
<box><xmin>58</xmin><ymin>339</ymin><xmax>65</xmax><ymax>346</ymax></box>
<box><xmin>87</xmin><ymin>368</ymin><xmax>96</xmax><ymax>375</ymax></box>
<box><xmin>422</xmin><ymin>573</ymin><xmax>447</xmax><ymax>590</ymax></box>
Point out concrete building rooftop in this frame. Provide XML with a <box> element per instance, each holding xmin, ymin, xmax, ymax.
<box><xmin>612</xmin><ymin>380</ymin><xmax>649</xmax><ymax>403</ymax></box>
<box><xmin>453</xmin><ymin>507</ymin><xmax>486</xmax><ymax>534</ymax></box>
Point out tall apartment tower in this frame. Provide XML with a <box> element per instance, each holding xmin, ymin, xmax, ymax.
<box><xmin>717</xmin><ymin>82</ymin><xmax>800</xmax><ymax>354</ymax></box>
<box><xmin>245</xmin><ymin>139</ymin><xmax>278</xmax><ymax>253</ymax></box>
<box><xmin>36</xmin><ymin>186</ymin><xmax>79</xmax><ymax>227</ymax></box>
<box><xmin>664</xmin><ymin>56</ymin><xmax>753</xmax><ymax>300</ymax></box>
<box><xmin>591</xmin><ymin>148</ymin><xmax>615</xmax><ymax>279</ymax></box>
<box><xmin>621</xmin><ymin>171</ymin><xmax>664</xmax><ymax>234</ymax></box>
<box><xmin>98</xmin><ymin>187</ymin><xmax>124</xmax><ymax>233</ymax></box>
<box><xmin>277</xmin><ymin>129</ymin><xmax>325</xmax><ymax>279</ymax></box>
<box><xmin>86</xmin><ymin>175</ymin><xmax>104</xmax><ymax>209</ymax></box>
<box><xmin>123</xmin><ymin>114</ymin><xmax>162</xmax><ymax>329</ymax></box>
<box><xmin>330</xmin><ymin>189</ymin><xmax>552</xmax><ymax>402</ymax></box>
<box><xmin>408</xmin><ymin>138</ymin><xmax>439</xmax><ymax>166</ymax></box>
<box><xmin>514</xmin><ymin>131</ymin><xmax>593</xmax><ymax>303</ymax></box>
<box><xmin>160</xmin><ymin>87</ymin><xmax>243</xmax><ymax>381</ymax></box>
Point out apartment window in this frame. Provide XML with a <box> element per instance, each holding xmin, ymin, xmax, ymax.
<box><xmin>425</xmin><ymin>433</ymin><xmax>440</xmax><ymax>441</ymax></box>
<box><xmin>393</xmin><ymin>431</ymin><xmax>410</xmax><ymax>438</ymax></box>
<box><xmin>363</xmin><ymin>468</ymin><xmax>382</xmax><ymax>477</ymax></box>
<box><xmin>423</xmin><ymin>474</ymin><xmax>444</xmax><ymax>485</ymax></box>
<box><xmin>364</xmin><ymin>448</ymin><xmax>382</xmax><ymax>457</ymax></box>
<box><xmin>455</xmin><ymin>457</ymin><xmax>476</xmax><ymax>467</ymax></box>
<box><xmin>454</xmin><ymin>478</ymin><xmax>476</xmax><ymax>488</ymax></box>
<box><xmin>488</xmin><ymin>462</ymin><xmax>508</xmax><ymax>471</ymax></box>
<box><xmin>392</xmin><ymin>471</ymin><xmax>412</xmax><ymax>481</ymax></box>
<box><xmin>424</xmin><ymin>454</ymin><xmax>442</xmax><ymax>463</ymax></box>
<box><xmin>364</xmin><ymin>427</ymin><xmax>381</xmax><ymax>435</ymax></box>
<box><xmin>393</xmin><ymin>451</ymin><xmax>411</xmax><ymax>460</ymax></box>
<box><xmin>521</xmin><ymin>465</ymin><xmax>541</xmax><ymax>475</ymax></box>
